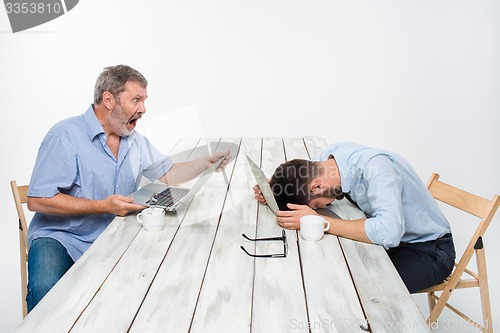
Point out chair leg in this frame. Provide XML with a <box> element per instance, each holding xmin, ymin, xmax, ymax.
<box><xmin>476</xmin><ymin>248</ymin><xmax>493</xmax><ymax>333</ymax></box>
<box><xmin>426</xmin><ymin>292</ymin><xmax>438</xmax><ymax>329</ymax></box>
<box><xmin>19</xmin><ymin>233</ymin><xmax>28</xmax><ymax>318</ymax></box>
<box><xmin>427</xmin><ymin>291</ymin><xmax>436</xmax><ymax>311</ymax></box>
<box><xmin>428</xmin><ymin>289</ymin><xmax>450</xmax><ymax>325</ymax></box>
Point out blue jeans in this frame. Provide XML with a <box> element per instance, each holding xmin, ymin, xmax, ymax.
<box><xmin>26</xmin><ymin>237</ymin><xmax>74</xmax><ymax>313</ymax></box>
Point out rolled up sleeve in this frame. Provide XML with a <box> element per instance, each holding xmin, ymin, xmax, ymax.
<box><xmin>363</xmin><ymin>156</ymin><xmax>405</xmax><ymax>249</ymax></box>
<box><xmin>28</xmin><ymin>134</ymin><xmax>78</xmax><ymax>198</ymax></box>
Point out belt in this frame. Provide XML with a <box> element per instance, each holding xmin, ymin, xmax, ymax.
<box><xmin>438</xmin><ymin>233</ymin><xmax>452</xmax><ymax>240</ymax></box>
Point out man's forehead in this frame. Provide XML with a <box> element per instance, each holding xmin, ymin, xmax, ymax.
<box><xmin>123</xmin><ymin>81</ymin><xmax>148</xmax><ymax>97</ymax></box>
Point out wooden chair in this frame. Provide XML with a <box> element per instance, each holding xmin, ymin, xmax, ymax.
<box><xmin>10</xmin><ymin>180</ymin><xmax>30</xmax><ymax>318</ymax></box>
<box><xmin>422</xmin><ymin>173</ymin><xmax>499</xmax><ymax>332</ymax></box>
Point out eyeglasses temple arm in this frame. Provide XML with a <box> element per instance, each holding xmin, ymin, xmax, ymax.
<box><xmin>241</xmin><ymin>234</ymin><xmax>285</xmax><ymax>242</ymax></box>
<box><xmin>240</xmin><ymin>246</ymin><xmax>287</xmax><ymax>258</ymax></box>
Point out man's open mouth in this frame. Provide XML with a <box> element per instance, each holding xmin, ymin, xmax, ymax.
<box><xmin>128</xmin><ymin>115</ymin><xmax>141</xmax><ymax>126</ymax></box>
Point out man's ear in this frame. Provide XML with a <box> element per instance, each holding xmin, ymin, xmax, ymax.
<box><xmin>309</xmin><ymin>178</ymin><xmax>323</xmax><ymax>195</ymax></box>
<box><xmin>102</xmin><ymin>91</ymin><xmax>115</xmax><ymax>111</ymax></box>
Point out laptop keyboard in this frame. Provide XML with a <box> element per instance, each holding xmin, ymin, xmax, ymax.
<box><xmin>146</xmin><ymin>187</ymin><xmax>190</xmax><ymax>208</ymax></box>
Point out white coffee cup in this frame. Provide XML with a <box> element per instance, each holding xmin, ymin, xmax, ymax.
<box><xmin>299</xmin><ymin>215</ymin><xmax>330</xmax><ymax>241</ymax></box>
<box><xmin>137</xmin><ymin>207</ymin><xmax>166</xmax><ymax>232</ymax></box>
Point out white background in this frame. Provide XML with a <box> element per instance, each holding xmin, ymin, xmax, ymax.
<box><xmin>1</xmin><ymin>1</ymin><xmax>499</xmax><ymax>331</ymax></box>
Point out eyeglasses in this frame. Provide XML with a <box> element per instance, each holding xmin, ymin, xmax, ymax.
<box><xmin>240</xmin><ymin>229</ymin><xmax>288</xmax><ymax>258</ymax></box>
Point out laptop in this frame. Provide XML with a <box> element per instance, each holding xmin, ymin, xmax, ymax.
<box><xmin>129</xmin><ymin>157</ymin><xmax>225</xmax><ymax>211</ymax></box>
<box><xmin>246</xmin><ymin>155</ymin><xmax>280</xmax><ymax>214</ymax></box>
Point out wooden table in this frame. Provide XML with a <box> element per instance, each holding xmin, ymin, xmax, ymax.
<box><xmin>15</xmin><ymin>137</ymin><xmax>430</xmax><ymax>333</ymax></box>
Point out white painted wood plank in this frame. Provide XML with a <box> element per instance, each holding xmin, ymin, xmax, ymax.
<box><xmin>169</xmin><ymin>138</ymin><xmax>202</xmax><ymax>162</ymax></box>
<box><xmin>129</xmin><ymin>138</ymin><xmax>240</xmax><ymax>333</ymax></box>
<box><xmin>190</xmin><ymin>138</ymin><xmax>259</xmax><ymax>333</ymax></box>
<box><xmin>338</xmin><ymin>238</ymin><xmax>430</xmax><ymax>332</ymax></box>
<box><xmin>68</xmin><ymin>139</ymin><xmax>204</xmax><ymax>332</ymax></box>
<box><xmin>252</xmin><ymin>138</ymin><xmax>309</xmax><ymax>333</ymax></box>
<box><xmin>302</xmin><ymin>136</ymin><xmax>328</xmax><ymax>159</ymax></box>
<box><xmin>286</xmin><ymin>138</ymin><xmax>367</xmax><ymax>332</ymax></box>
<box><xmin>186</xmin><ymin>138</ymin><xmax>218</xmax><ymax>161</ymax></box>
<box><xmin>14</xmin><ymin>216</ymin><xmax>142</xmax><ymax>333</ymax></box>
<box><xmin>69</xmin><ymin>217</ymin><xmax>185</xmax><ymax>332</ymax></box>
<box><xmin>332</xmin><ymin>200</ymin><xmax>429</xmax><ymax>333</ymax></box>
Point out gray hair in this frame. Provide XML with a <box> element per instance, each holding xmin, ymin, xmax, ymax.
<box><xmin>93</xmin><ymin>65</ymin><xmax>148</xmax><ymax>104</ymax></box>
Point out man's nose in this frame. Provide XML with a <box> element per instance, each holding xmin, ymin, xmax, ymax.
<box><xmin>138</xmin><ymin>102</ymin><xmax>146</xmax><ymax>114</ymax></box>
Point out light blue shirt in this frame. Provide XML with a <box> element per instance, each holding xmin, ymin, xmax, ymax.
<box><xmin>314</xmin><ymin>142</ymin><xmax>451</xmax><ymax>248</ymax></box>
<box><xmin>27</xmin><ymin>105</ymin><xmax>173</xmax><ymax>261</ymax></box>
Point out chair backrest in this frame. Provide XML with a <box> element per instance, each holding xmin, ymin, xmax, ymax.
<box><xmin>10</xmin><ymin>180</ymin><xmax>29</xmax><ymax>318</ymax></box>
<box><xmin>427</xmin><ymin>173</ymin><xmax>500</xmax><ymax>252</ymax></box>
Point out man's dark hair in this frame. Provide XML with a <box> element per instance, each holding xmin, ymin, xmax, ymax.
<box><xmin>269</xmin><ymin>159</ymin><xmax>324</xmax><ymax>210</ymax></box>
<box><xmin>94</xmin><ymin>65</ymin><xmax>148</xmax><ymax>104</ymax></box>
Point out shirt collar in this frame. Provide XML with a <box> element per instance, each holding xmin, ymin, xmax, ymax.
<box><xmin>82</xmin><ymin>104</ymin><xmax>138</xmax><ymax>142</ymax></box>
<box><xmin>83</xmin><ymin>104</ymin><xmax>105</xmax><ymax>141</ymax></box>
<box><xmin>326</xmin><ymin>142</ymin><xmax>366</xmax><ymax>194</ymax></box>
<box><xmin>330</xmin><ymin>152</ymin><xmax>352</xmax><ymax>193</ymax></box>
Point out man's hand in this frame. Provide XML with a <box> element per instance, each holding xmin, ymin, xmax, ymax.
<box><xmin>206</xmin><ymin>150</ymin><xmax>231</xmax><ymax>172</ymax></box>
<box><xmin>101</xmin><ymin>195</ymin><xmax>145</xmax><ymax>216</ymax></box>
<box><xmin>162</xmin><ymin>151</ymin><xmax>232</xmax><ymax>185</ymax></box>
<box><xmin>275</xmin><ymin>203</ymin><xmax>318</xmax><ymax>230</ymax></box>
<box><xmin>253</xmin><ymin>184</ymin><xmax>267</xmax><ymax>205</ymax></box>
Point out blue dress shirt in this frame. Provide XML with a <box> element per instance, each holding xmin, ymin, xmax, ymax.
<box><xmin>27</xmin><ymin>105</ymin><xmax>173</xmax><ymax>261</ymax></box>
<box><xmin>314</xmin><ymin>142</ymin><xmax>451</xmax><ymax>248</ymax></box>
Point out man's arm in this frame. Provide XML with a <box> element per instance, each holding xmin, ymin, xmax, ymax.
<box><xmin>360</xmin><ymin>156</ymin><xmax>405</xmax><ymax>248</ymax></box>
<box><xmin>325</xmin><ymin>217</ymin><xmax>371</xmax><ymax>243</ymax></box>
<box><xmin>27</xmin><ymin>193</ymin><xmax>145</xmax><ymax>217</ymax></box>
<box><xmin>159</xmin><ymin>151</ymin><xmax>230</xmax><ymax>185</ymax></box>
<box><xmin>275</xmin><ymin>203</ymin><xmax>372</xmax><ymax>243</ymax></box>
